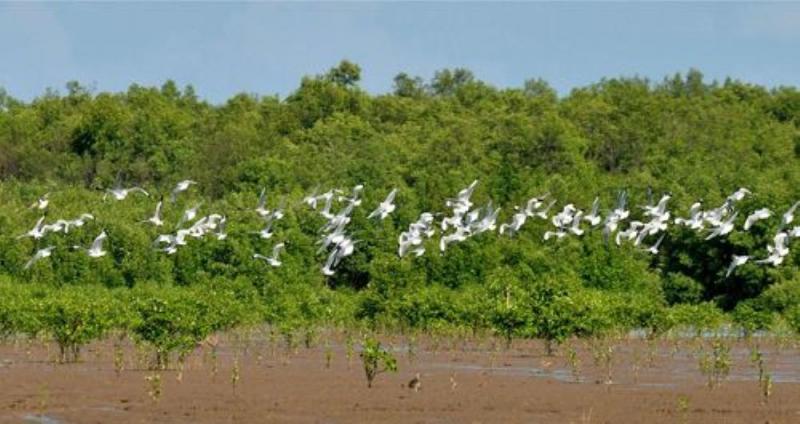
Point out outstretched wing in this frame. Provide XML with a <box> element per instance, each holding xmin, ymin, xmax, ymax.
<box><xmin>272</xmin><ymin>242</ymin><xmax>285</xmax><ymax>258</ymax></box>
<box><xmin>91</xmin><ymin>231</ymin><xmax>107</xmax><ymax>251</ymax></box>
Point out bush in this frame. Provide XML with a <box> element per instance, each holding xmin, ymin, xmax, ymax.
<box><xmin>668</xmin><ymin>302</ymin><xmax>727</xmax><ymax>334</ymax></box>
<box><xmin>41</xmin><ymin>285</ymin><xmax>118</xmax><ymax>362</ymax></box>
<box><xmin>360</xmin><ymin>336</ymin><xmax>398</xmax><ymax>388</ymax></box>
<box><xmin>0</xmin><ymin>281</ymin><xmax>48</xmax><ymax>339</ymax></box>
<box><xmin>732</xmin><ymin>300</ymin><xmax>774</xmax><ymax>335</ymax></box>
<box><xmin>663</xmin><ymin>273</ymin><xmax>704</xmax><ymax>305</ymax></box>
<box><xmin>758</xmin><ymin>279</ymin><xmax>800</xmax><ymax>314</ymax></box>
<box><xmin>128</xmin><ymin>283</ymin><xmax>255</xmax><ymax>369</ymax></box>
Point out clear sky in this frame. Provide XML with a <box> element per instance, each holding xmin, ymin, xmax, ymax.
<box><xmin>1</xmin><ymin>2</ymin><xmax>799</xmax><ymax>103</ymax></box>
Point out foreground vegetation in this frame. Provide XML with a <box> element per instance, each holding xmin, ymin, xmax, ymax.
<box><xmin>2</xmin><ymin>62</ymin><xmax>800</xmax><ymax>358</ymax></box>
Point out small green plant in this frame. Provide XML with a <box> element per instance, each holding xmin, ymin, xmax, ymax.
<box><xmin>113</xmin><ymin>342</ymin><xmax>125</xmax><ymax>377</ymax></box>
<box><xmin>303</xmin><ymin>327</ymin><xmax>317</xmax><ymax>349</ymax></box>
<box><xmin>145</xmin><ymin>372</ymin><xmax>162</xmax><ymax>403</ymax></box>
<box><xmin>360</xmin><ymin>336</ymin><xmax>398</xmax><ymax>388</ymax></box>
<box><xmin>761</xmin><ymin>372</ymin><xmax>773</xmax><ymax>404</ymax></box>
<box><xmin>345</xmin><ymin>334</ymin><xmax>355</xmax><ymax>369</ymax></box>
<box><xmin>698</xmin><ymin>338</ymin><xmax>731</xmax><ymax>389</ymax></box>
<box><xmin>407</xmin><ymin>334</ymin><xmax>418</xmax><ymax>364</ymax></box>
<box><xmin>324</xmin><ymin>340</ymin><xmax>333</xmax><ymax>369</ymax></box>
<box><xmin>631</xmin><ymin>345</ymin><xmax>643</xmax><ymax>384</ymax></box>
<box><xmin>210</xmin><ymin>347</ymin><xmax>219</xmax><ymax>380</ymax></box>
<box><xmin>750</xmin><ymin>343</ymin><xmax>773</xmax><ymax>404</ymax></box>
<box><xmin>565</xmin><ymin>342</ymin><xmax>582</xmax><ymax>382</ymax></box>
<box><xmin>676</xmin><ymin>394</ymin><xmax>691</xmax><ymax>424</ymax></box>
<box><xmin>231</xmin><ymin>355</ymin><xmax>241</xmax><ymax>396</ymax></box>
<box><xmin>646</xmin><ymin>337</ymin><xmax>658</xmax><ymax>368</ymax></box>
<box><xmin>590</xmin><ymin>337</ymin><xmax>614</xmax><ymax>385</ymax></box>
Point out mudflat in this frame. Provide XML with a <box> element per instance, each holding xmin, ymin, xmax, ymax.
<box><xmin>1</xmin><ymin>336</ymin><xmax>799</xmax><ymax>423</ymax></box>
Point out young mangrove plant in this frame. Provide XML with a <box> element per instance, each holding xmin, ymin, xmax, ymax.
<box><xmin>564</xmin><ymin>341</ymin><xmax>582</xmax><ymax>383</ymax></box>
<box><xmin>698</xmin><ymin>338</ymin><xmax>731</xmax><ymax>389</ymax></box>
<box><xmin>590</xmin><ymin>336</ymin><xmax>615</xmax><ymax>385</ymax></box>
<box><xmin>231</xmin><ymin>355</ymin><xmax>241</xmax><ymax>396</ymax></box>
<box><xmin>145</xmin><ymin>372</ymin><xmax>163</xmax><ymax>403</ymax></box>
<box><xmin>750</xmin><ymin>343</ymin><xmax>772</xmax><ymax>404</ymax></box>
<box><xmin>360</xmin><ymin>336</ymin><xmax>398</xmax><ymax>388</ymax></box>
<box><xmin>324</xmin><ymin>339</ymin><xmax>334</xmax><ymax>369</ymax></box>
<box><xmin>345</xmin><ymin>334</ymin><xmax>355</xmax><ymax>369</ymax></box>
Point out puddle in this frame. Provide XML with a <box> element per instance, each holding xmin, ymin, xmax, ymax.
<box><xmin>429</xmin><ymin>362</ymin><xmax>576</xmax><ymax>383</ymax></box>
<box><xmin>23</xmin><ymin>414</ymin><xmax>62</xmax><ymax>424</ymax></box>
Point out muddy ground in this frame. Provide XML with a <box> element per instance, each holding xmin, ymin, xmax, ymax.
<box><xmin>1</xmin><ymin>333</ymin><xmax>799</xmax><ymax>423</ymax></box>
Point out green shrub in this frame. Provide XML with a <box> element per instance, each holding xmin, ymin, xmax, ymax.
<box><xmin>360</xmin><ymin>336</ymin><xmax>398</xmax><ymax>388</ymax></box>
<box><xmin>128</xmin><ymin>284</ymin><xmax>254</xmax><ymax>369</ymax></box>
<box><xmin>0</xmin><ymin>281</ymin><xmax>48</xmax><ymax>339</ymax></box>
<box><xmin>668</xmin><ymin>302</ymin><xmax>727</xmax><ymax>334</ymax></box>
<box><xmin>41</xmin><ymin>285</ymin><xmax>118</xmax><ymax>362</ymax></box>
<box><xmin>732</xmin><ymin>300</ymin><xmax>774</xmax><ymax>335</ymax></box>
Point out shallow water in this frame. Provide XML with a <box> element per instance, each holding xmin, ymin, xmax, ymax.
<box><xmin>22</xmin><ymin>414</ymin><xmax>61</xmax><ymax>424</ymax></box>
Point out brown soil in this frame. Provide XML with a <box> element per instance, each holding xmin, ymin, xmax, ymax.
<box><xmin>1</xmin><ymin>333</ymin><xmax>799</xmax><ymax>423</ymax></box>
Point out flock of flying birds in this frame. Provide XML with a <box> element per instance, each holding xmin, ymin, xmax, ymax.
<box><xmin>12</xmin><ymin>179</ymin><xmax>800</xmax><ymax>279</ymax></box>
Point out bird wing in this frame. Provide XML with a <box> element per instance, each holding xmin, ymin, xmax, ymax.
<box><xmin>272</xmin><ymin>243</ymin><xmax>285</xmax><ymax>258</ymax></box>
<box><xmin>385</xmin><ymin>188</ymin><xmax>398</xmax><ymax>204</ymax></box>
<box><xmin>257</xmin><ymin>188</ymin><xmax>266</xmax><ymax>208</ymax></box>
<box><xmin>24</xmin><ymin>255</ymin><xmax>37</xmax><ymax>269</ymax></box>
<box><xmin>590</xmin><ymin>197</ymin><xmax>599</xmax><ymax>216</ymax></box>
<box><xmin>324</xmin><ymin>249</ymin><xmax>338</xmax><ymax>269</ymax></box>
<box><xmin>131</xmin><ymin>187</ymin><xmax>150</xmax><ymax>196</ymax></box>
<box><xmin>367</xmin><ymin>206</ymin><xmax>381</xmax><ymax>219</ymax></box>
<box><xmin>91</xmin><ymin>231</ymin><xmax>107</xmax><ymax>251</ymax></box>
<box><xmin>652</xmin><ymin>233</ymin><xmax>666</xmax><ymax>250</ymax></box>
<box><xmin>725</xmin><ymin>260</ymin><xmax>738</xmax><ymax>278</ymax></box>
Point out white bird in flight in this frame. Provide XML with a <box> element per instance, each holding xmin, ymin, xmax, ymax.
<box><xmin>74</xmin><ymin>230</ymin><xmax>108</xmax><ymax>258</ymax></box>
<box><xmin>645</xmin><ymin>233</ymin><xmax>666</xmax><ymax>255</ymax></box>
<box><xmin>779</xmin><ymin>201</ymin><xmax>800</xmax><ymax>230</ymax></box>
<box><xmin>17</xmin><ymin>217</ymin><xmax>48</xmax><ymax>240</ymax></box>
<box><xmin>743</xmin><ymin>208</ymin><xmax>772</xmax><ymax>231</ymax></box>
<box><xmin>254</xmin><ymin>242</ymin><xmax>285</xmax><ymax>267</ymax></box>
<box><xmin>726</xmin><ymin>255</ymin><xmax>749</xmax><ymax>278</ymax></box>
<box><xmin>302</xmin><ymin>186</ymin><xmax>320</xmax><ymax>209</ymax></box>
<box><xmin>30</xmin><ymin>193</ymin><xmax>49</xmax><ymax>210</ymax></box>
<box><xmin>705</xmin><ymin>212</ymin><xmax>738</xmax><ymax>241</ymax></box>
<box><xmin>177</xmin><ymin>203</ymin><xmax>202</xmax><ymax>227</ymax></box>
<box><xmin>104</xmin><ymin>186</ymin><xmax>149</xmax><ymax>201</ymax></box>
<box><xmin>171</xmin><ymin>179</ymin><xmax>197</xmax><ymax>203</ymax></box>
<box><xmin>24</xmin><ymin>246</ymin><xmax>55</xmax><ymax>270</ymax></box>
<box><xmin>583</xmin><ymin>197</ymin><xmax>602</xmax><ymax>227</ymax></box>
<box><xmin>144</xmin><ymin>200</ymin><xmax>164</xmax><ymax>227</ymax></box>
<box><xmin>368</xmin><ymin>189</ymin><xmax>398</xmax><ymax>220</ymax></box>
<box><xmin>675</xmin><ymin>201</ymin><xmax>704</xmax><ymax>230</ymax></box>
<box><xmin>255</xmin><ymin>188</ymin><xmax>271</xmax><ymax>217</ymax></box>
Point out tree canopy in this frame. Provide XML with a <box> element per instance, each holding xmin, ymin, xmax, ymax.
<box><xmin>2</xmin><ymin>62</ymin><xmax>800</xmax><ymax>330</ymax></box>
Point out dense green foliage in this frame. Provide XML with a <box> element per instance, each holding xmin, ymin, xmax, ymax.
<box><xmin>2</xmin><ymin>62</ymin><xmax>800</xmax><ymax>349</ymax></box>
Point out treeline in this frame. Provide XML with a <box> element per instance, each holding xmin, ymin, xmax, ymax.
<box><xmin>2</xmin><ymin>61</ymin><xmax>800</xmax><ymax>336</ymax></box>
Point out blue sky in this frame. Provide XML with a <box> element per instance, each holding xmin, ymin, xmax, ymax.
<box><xmin>1</xmin><ymin>2</ymin><xmax>799</xmax><ymax>103</ymax></box>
